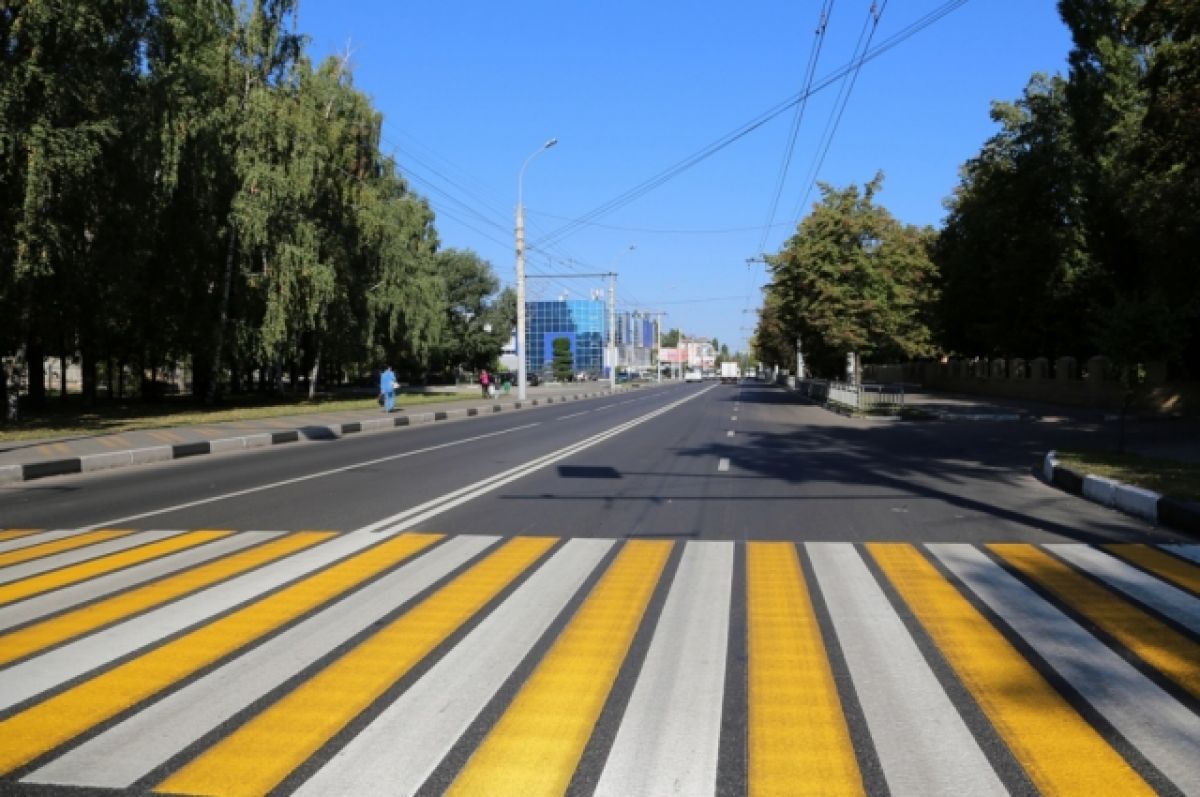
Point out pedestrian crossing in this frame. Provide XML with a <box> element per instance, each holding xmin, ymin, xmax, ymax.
<box><xmin>0</xmin><ymin>527</ymin><xmax>1197</xmax><ymax>796</ymax></box>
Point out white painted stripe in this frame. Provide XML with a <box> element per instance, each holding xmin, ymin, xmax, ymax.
<box><xmin>595</xmin><ymin>541</ymin><xmax>733</xmax><ymax>797</ymax></box>
<box><xmin>24</xmin><ymin>536</ymin><xmax>496</xmax><ymax>790</ymax></box>
<box><xmin>0</xmin><ymin>532</ymin><xmax>282</xmax><ymax>632</ymax></box>
<box><xmin>358</xmin><ymin>387</ymin><xmax>717</xmax><ymax>535</ymax></box>
<box><xmin>0</xmin><ymin>529</ymin><xmax>186</xmax><ymax>585</ymax></box>
<box><xmin>1162</xmin><ymin>544</ymin><xmax>1200</xmax><ymax>566</ymax></box>
<box><xmin>76</xmin><ymin>424</ymin><xmax>541</xmax><ymax>532</ymax></box>
<box><xmin>807</xmin><ymin>543</ymin><xmax>1004</xmax><ymax>797</ymax></box>
<box><xmin>726</xmin><ymin>430</ymin><xmax>734</xmax><ymax>437</ymax></box>
<box><xmin>731</xmin><ymin>416</ymin><xmax>738</xmax><ymax>421</ymax></box>
<box><xmin>295</xmin><ymin>538</ymin><xmax>613</xmax><ymax>797</ymax></box>
<box><xmin>1047</xmin><ymin>544</ymin><xmax>1200</xmax><ymax>636</ymax></box>
<box><xmin>717</xmin><ymin>458</ymin><xmax>730</xmax><ymax>473</ymax></box>
<box><xmin>930</xmin><ymin>543</ymin><xmax>1200</xmax><ymax>793</ymax></box>
<box><xmin>0</xmin><ymin>529</ymin><xmax>78</xmax><ymax>555</ymax></box>
<box><xmin>557</xmin><ymin>410</ymin><xmax>590</xmax><ymax>421</ymax></box>
<box><xmin>0</xmin><ymin>530</ymin><xmax>400</xmax><ymax>710</ymax></box>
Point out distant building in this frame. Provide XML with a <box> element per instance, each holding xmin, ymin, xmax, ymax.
<box><xmin>524</xmin><ymin>298</ymin><xmax>607</xmax><ymax>378</ymax></box>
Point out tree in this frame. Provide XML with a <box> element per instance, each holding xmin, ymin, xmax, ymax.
<box><xmin>765</xmin><ymin>173</ymin><xmax>938</xmax><ymax>379</ymax></box>
<box><xmin>660</xmin><ymin>328</ymin><xmax>680</xmax><ymax>348</ymax></box>
<box><xmin>551</xmin><ymin>337</ymin><xmax>573</xmax><ymax>382</ymax></box>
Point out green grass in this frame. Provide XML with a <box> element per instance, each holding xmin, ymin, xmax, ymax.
<box><xmin>0</xmin><ymin>390</ymin><xmax>479</xmax><ymax>443</ymax></box>
<box><xmin>1055</xmin><ymin>449</ymin><xmax>1200</xmax><ymax>502</ymax></box>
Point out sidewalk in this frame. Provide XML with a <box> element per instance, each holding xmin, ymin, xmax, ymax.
<box><xmin>0</xmin><ymin>385</ymin><xmax>624</xmax><ymax>485</ymax></box>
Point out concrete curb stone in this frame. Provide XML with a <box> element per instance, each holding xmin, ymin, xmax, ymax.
<box><xmin>1</xmin><ymin>388</ymin><xmax>621</xmax><ymax>486</ymax></box>
<box><xmin>1041</xmin><ymin>450</ymin><xmax>1200</xmax><ymax>536</ymax></box>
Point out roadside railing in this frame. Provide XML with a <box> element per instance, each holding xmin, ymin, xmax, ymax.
<box><xmin>796</xmin><ymin>379</ymin><xmax>905</xmax><ymax>411</ymax></box>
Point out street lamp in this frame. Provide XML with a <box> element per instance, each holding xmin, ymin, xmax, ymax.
<box><xmin>608</xmin><ymin>244</ymin><xmax>635</xmax><ymax>390</ymax></box>
<box><xmin>516</xmin><ymin>137</ymin><xmax>557</xmax><ymax>401</ymax></box>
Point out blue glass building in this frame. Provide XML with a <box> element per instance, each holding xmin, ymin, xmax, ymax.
<box><xmin>525</xmin><ymin>299</ymin><xmax>607</xmax><ymax>378</ymax></box>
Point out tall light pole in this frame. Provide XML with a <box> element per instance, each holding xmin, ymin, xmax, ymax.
<box><xmin>516</xmin><ymin>137</ymin><xmax>557</xmax><ymax>400</ymax></box>
<box><xmin>607</xmin><ymin>245</ymin><xmax>635</xmax><ymax>390</ymax></box>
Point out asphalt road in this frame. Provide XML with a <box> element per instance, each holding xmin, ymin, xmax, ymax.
<box><xmin>2</xmin><ymin>381</ymin><xmax>1197</xmax><ymax>796</ymax></box>
<box><xmin>0</xmin><ymin>379</ymin><xmax>1187</xmax><ymax>544</ymax></box>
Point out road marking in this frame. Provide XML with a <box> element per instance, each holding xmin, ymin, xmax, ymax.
<box><xmin>0</xmin><ymin>533</ymin><xmax>439</xmax><ymax>776</ymax></box>
<box><xmin>992</xmin><ymin>544</ymin><xmax>1200</xmax><ymax>700</ymax></box>
<box><xmin>718</xmin><ymin>458</ymin><xmax>730</xmax><ymax>472</ymax></box>
<box><xmin>557</xmin><ymin>410</ymin><xmax>591</xmax><ymax>421</ymax></box>
<box><xmin>930</xmin><ymin>544</ymin><xmax>1200</xmax><ymax>794</ymax></box>
<box><xmin>0</xmin><ymin>530</ymin><xmax>231</xmax><ymax>606</ymax></box>
<box><xmin>872</xmin><ymin>544</ymin><xmax>1152</xmax><ymax>796</ymax></box>
<box><xmin>295</xmin><ymin>538</ymin><xmax>614</xmax><ymax>797</ymax></box>
<box><xmin>1049</xmin><ymin>544</ymin><xmax>1200</xmax><ymax>636</ymax></box>
<box><xmin>31</xmin><ymin>536</ymin><xmax>496</xmax><ymax>790</ymax></box>
<box><xmin>157</xmin><ymin>536</ymin><xmax>556</xmax><ymax>797</ymax></box>
<box><xmin>1103</xmin><ymin>543</ymin><xmax>1200</xmax><ymax>594</ymax></box>
<box><xmin>357</xmin><ymin>387</ymin><xmax>716</xmax><ymax>535</ymax></box>
<box><xmin>1164</xmin><ymin>544</ymin><xmax>1200</xmax><ymax>565</ymax></box>
<box><xmin>809</xmin><ymin>543</ymin><xmax>1005</xmax><ymax>796</ymax></box>
<box><xmin>597</xmin><ymin>541</ymin><xmax>733</xmax><ymax>797</ymax></box>
<box><xmin>449</xmin><ymin>540</ymin><xmax>672</xmax><ymax>796</ymax></box>
<box><xmin>0</xmin><ymin>529</ymin><xmax>134</xmax><ymax>569</ymax></box>
<box><xmin>75</xmin><ymin>423</ymin><xmax>541</xmax><ymax>532</ymax></box>
<box><xmin>748</xmin><ymin>543</ymin><xmax>861</xmax><ymax>795</ymax></box>
<box><xmin>0</xmin><ymin>531</ymin><xmax>332</xmax><ymax>668</ymax></box>
<box><xmin>727</xmin><ymin>430</ymin><xmax>735</xmax><ymax>437</ymax></box>
<box><xmin>731</xmin><ymin>415</ymin><xmax>738</xmax><ymax>421</ymax></box>
<box><xmin>0</xmin><ymin>529</ymin><xmax>45</xmax><ymax>546</ymax></box>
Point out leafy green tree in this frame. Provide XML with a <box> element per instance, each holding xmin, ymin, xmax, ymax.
<box><xmin>552</xmin><ymin>336</ymin><xmax>574</xmax><ymax>381</ymax></box>
<box><xmin>660</xmin><ymin>328</ymin><xmax>680</xmax><ymax>348</ymax></box>
<box><xmin>766</xmin><ymin>174</ymin><xmax>937</xmax><ymax>379</ymax></box>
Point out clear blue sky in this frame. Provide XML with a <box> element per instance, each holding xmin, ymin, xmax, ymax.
<box><xmin>298</xmin><ymin>0</ymin><xmax>1072</xmax><ymax>353</ymax></box>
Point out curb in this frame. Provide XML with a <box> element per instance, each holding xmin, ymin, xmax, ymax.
<box><xmin>0</xmin><ymin>388</ymin><xmax>631</xmax><ymax>486</ymax></box>
<box><xmin>1041</xmin><ymin>450</ymin><xmax>1200</xmax><ymax>535</ymax></box>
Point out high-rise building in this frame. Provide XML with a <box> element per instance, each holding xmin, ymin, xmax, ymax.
<box><xmin>524</xmin><ymin>298</ymin><xmax>607</xmax><ymax>378</ymax></box>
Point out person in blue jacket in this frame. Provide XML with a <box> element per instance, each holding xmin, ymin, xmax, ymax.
<box><xmin>380</xmin><ymin>365</ymin><xmax>398</xmax><ymax>413</ymax></box>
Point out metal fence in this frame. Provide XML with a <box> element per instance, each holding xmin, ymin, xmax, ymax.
<box><xmin>795</xmin><ymin>379</ymin><xmax>905</xmax><ymax>411</ymax></box>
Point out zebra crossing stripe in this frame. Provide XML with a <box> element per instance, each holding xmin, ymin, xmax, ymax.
<box><xmin>448</xmin><ymin>540</ymin><xmax>672</xmax><ymax>796</ymax></box>
<box><xmin>808</xmin><ymin>544</ymin><xmax>1006</xmax><ymax>797</ymax></box>
<box><xmin>0</xmin><ymin>530</ymin><xmax>232</xmax><ymax>607</ymax></box>
<box><xmin>0</xmin><ymin>531</ymin><xmax>332</xmax><ymax>668</ymax></box>
<box><xmin>930</xmin><ymin>543</ymin><xmax>1200</xmax><ymax>794</ymax></box>
<box><xmin>1162</xmin><ymin>544</ymin><xmax>1200</xmax><ymax>566</ymax></box>
<box><xmin>991</xmin><ymin>544</ymin><xmax>1200</xmax><ymax>700</ymax></box>
<box><xmin>0</xmin><ymin>529</ymin><xmax>135</xmax><ymax>568</ymax></box>
<box><xmin>0</xmin><ymin>532</ymin><xmax>441</xmax><ymax>776</ymax></box>
<box><xmin>1048</xmin><ymin>544</ymin><xmax>1200</xmax><ymax>637</ymax></box>
<box><xmin>27</xmin><ymin>535</ymin><xmax>498</xmax><ymax>791</ymax></box>
<box><xmin>0</xmin><ymin>529</ymin><xmax>190</xmax><ymax>587</ymax></box>
<box><xmin>294</xmin><ymin>538</ymin><xmax>614</xmax><ymax>797</ymax></box>
<box><xmin>1103</xmin><ymin>543</ymin><xmax>1200</xmax><ymax>595</ymax></box>
<box><xmin>870</xmin><ymin>543</ymin><xmax>1154</xmax><ymax>796</ymax></box>
<box><xmin>747</xmin><ymin>542</ymin><xmax>862</xmax><ymax>795</ymax></box>
<box><xmin>156</xmin><ymin>536</ymin><xmax>556</xmax><ymax>796</ymax></box>
<box><xmin>596</xmin><ymin>541</ymin><xmax>733</xmax><ymax>796</ymax></box>
<box><xmin>0</xmin><ymin>530</ymin><xmax>41</xmax><ymax>543</ymax></box>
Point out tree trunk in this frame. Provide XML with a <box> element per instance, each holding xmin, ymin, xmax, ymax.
<box><xmin>308</xmin><ymin>342</ymin><xmax>321</xmax><ymax>400</ymax></box>
<box><xmin>59</xmin><ymin>353</ymin><xmax>68</xmax><ymax>403</ymax></box>
<box><xmin>82</xmin><ymin>346</ymin><xmax>98</xmax><ymax>407</ymax></box>
<box><xmin>206</xmin><ymin>226</ymin><xmax>237</xmax><ymax>405</ymax></box>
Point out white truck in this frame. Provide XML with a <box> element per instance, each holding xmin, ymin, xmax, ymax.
<box><xmin>720</xmin><ymin>361</ymin><xmax>741</xmax><ymax>384</ymax></box>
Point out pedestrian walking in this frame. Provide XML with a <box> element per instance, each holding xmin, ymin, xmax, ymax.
<box><xmin>480</xmin><ymin>369</ymin><xmax>490</xmax><ymax>398</ymax></box>
<box><xmin>380</xmin><ymin>365</ymin><xmax>398</xmax><ymax>413</ymax></box>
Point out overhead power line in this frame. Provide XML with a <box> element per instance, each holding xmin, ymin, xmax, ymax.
<box><xmin>531</xmin><ymin>0</ymin><xmax>970</xmax><ymax>251</ymax></box>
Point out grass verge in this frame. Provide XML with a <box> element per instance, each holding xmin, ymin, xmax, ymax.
<box><xmin>0</xmin><ymin>391</ymin><xmax>479</xmax><ymax>444</ymax></box>
<box><xmin>1055</xmin><ymin>449</ymin><xmax>1200</xmax><ymax>502</ymax></box>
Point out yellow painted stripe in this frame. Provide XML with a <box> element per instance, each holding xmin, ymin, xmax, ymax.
<box><xmin>0</xmin><ymin>529</ymin><xmax>42</xmax><ymax>542</ymax></box>
<box><xmin>748</xmin><ymin>542</ymin><xmax>862</xmax><ymax>796</ymax></box>
<box><xmin>993</xmin><ymin>544</ymin><xmax>1200</xmax><ymax>700</ymax></box>
<box><xmin>0</xmin><ymin>530</ymin><xmax>233</xmax><ymax>607</ymax></box>
<box><xmin>53</xmin><ymin>443</ymin><xmax>69</xmax><ymax>455</ymax></box>
<box><xmin>0</xmin><ymin>532</ymin><xmax>440</xmax><ymax>775</ymax></box>
<box><xmin>0</xmin><ymin>531</ymin><xmax>334</xmax><ymax>668</ymax></box>
<box><xmin>870</xmin><ymin>543</ymin><xmax>1153</xmax><ymax>796</ymax></box>
<box><xmin>158</xmin><ymin>536</ymin><xmax>557</xmax><ymax>797</ymax></box>
<box><xmin>147</xmin><ymin>431</ymin><xmax>174</xmax><ymax>444</ymax></box>
<box><xmin>0</xmin><ymin>529</ymin><xmax>135</xmax><ymax>568</ymax></box>
<box><xmin>97</xmin><ymin>437</ymin><xmax>120</xmax><ymax>449</ymax></box>
<box><xmin>449</xmin><ymin>539</ymin><xmax>671</xmax><ymax>796</ymax></box>
<box><xmin>1103</xmin><ymin>544</ymin><xmax>1200</xmax><ymax>595</ymax></box>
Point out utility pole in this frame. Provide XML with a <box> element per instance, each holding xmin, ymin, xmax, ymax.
<box><xmin>515</xmin><ymin>138</ymin><xmax>556</xmax><ymax>401</ymax></box>
<box><xmin>608</xmin><ymin>273</ymin><xmax>617</xmax><ymax>390</ymax></box>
